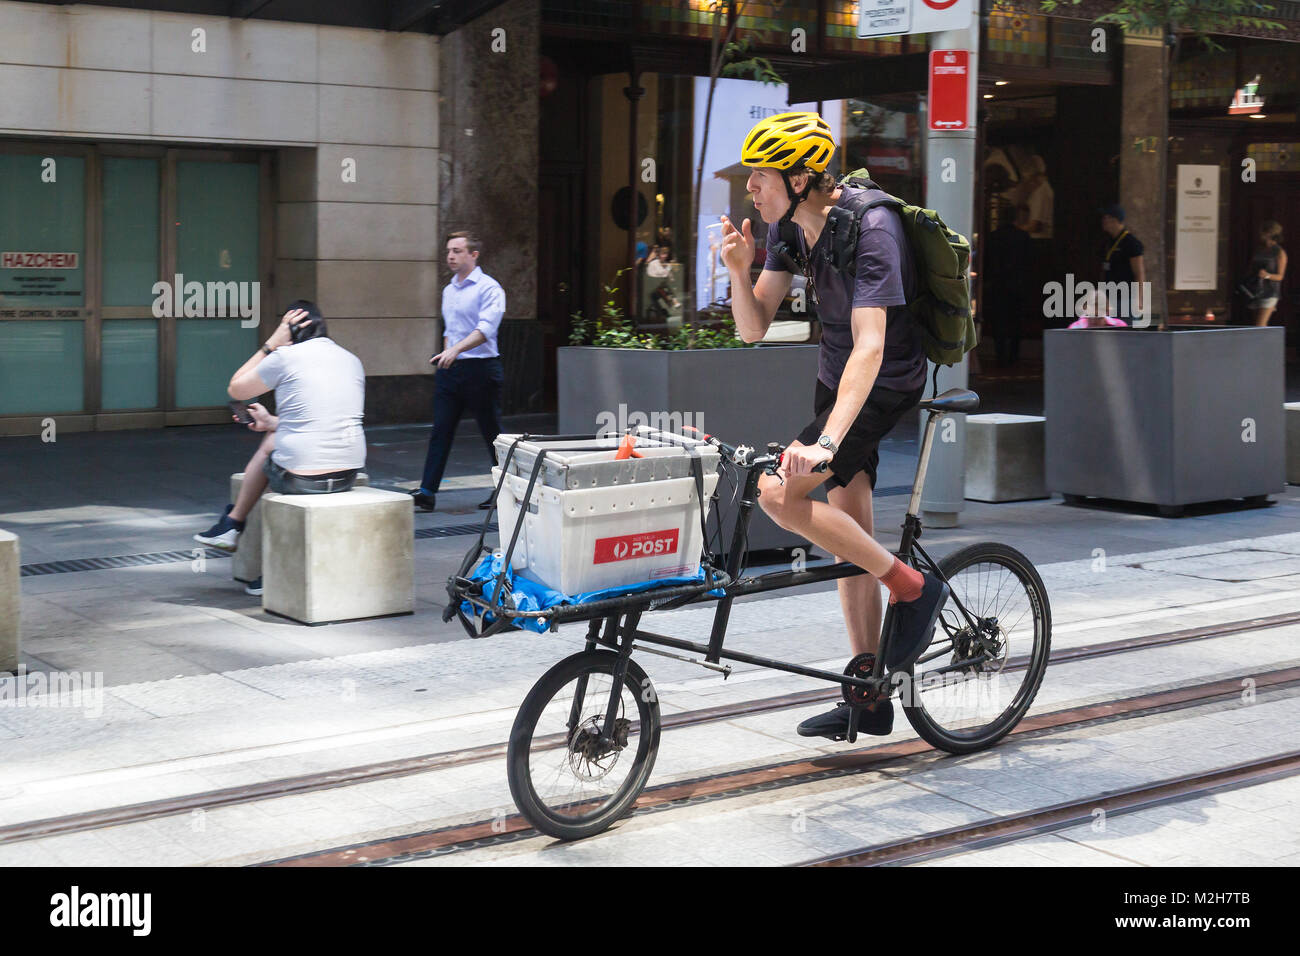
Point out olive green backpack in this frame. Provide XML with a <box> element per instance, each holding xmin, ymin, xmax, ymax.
<box><xmin>772</xmin><ymin>168</ymin><xmax>976</xmax><ymax>367</ymax></box>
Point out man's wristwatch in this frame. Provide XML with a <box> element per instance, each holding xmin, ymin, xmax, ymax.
<box><xmin>817</xmin><ymin>434</ymin><xmax>839</xmax><ymax>454</ymax></box>
<box><xmin>261</xmin><ymin>344</ymin><xmax>274</xmax><ymax>356</ymax></box>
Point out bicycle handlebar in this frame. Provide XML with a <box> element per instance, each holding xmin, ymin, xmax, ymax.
<box><xmin>681</xmin><ymin>426</ymin><xmax>827</xmax><ymax>476</ymax></box>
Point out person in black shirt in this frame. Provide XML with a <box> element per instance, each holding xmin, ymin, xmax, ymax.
<box><xmin>1099</xmin><ymin>203</ymin><xmax>1146</xmax><ymax>319</ymax></box>
<box><xmin>982</xmin><ymin>203</ymin><xmax>1034</xmax><ymax>364</ymax></box>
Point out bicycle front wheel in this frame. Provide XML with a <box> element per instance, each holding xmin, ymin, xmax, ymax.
<box><xmin>901</xmin><ymin>542</ymin><xmax>1051</xmax><ymax>754</ymax></box>
<box><xmin>508</xmin><ymin>650</ymin><xmax>661</xmax><ymax>841</ymax></box>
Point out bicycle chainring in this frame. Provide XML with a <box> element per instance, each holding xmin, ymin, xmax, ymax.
<box><xmin>841</xmin><ymin>652</ymin><xmax>882</xmax><ymax>707</ymax></box>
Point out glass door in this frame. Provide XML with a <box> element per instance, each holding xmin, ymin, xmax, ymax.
<box><xmin>171</xmin><ymin>158</ymin><xmax>262</xmax><ymax>410</ymax></box>
<box><xmin>0</xmin><ymin>149</ymin><xmax>89</xmax><ymax>417</ymax></box>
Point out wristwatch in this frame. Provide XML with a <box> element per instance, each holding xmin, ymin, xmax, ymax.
<box><xmin>261</xmin><ymin>344</ymin><xmax>274</xmax><ymax>356</ymax></box>
<box><xmin>817</xmin><ymin>434</ymin><xmax>839</xmax><ymax>454</ymax></box>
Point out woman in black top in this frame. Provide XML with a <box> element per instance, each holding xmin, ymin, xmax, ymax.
<box><xmin>1250</xmin><ymin>221</ymin><xmax>1287</xmax><ymax>327</ymax></box>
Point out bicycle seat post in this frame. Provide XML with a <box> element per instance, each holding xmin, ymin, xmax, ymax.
<box><xmin>907</xmin><ymin>409</ymin><xmax>945</xmax><ymax>520</ymax></box>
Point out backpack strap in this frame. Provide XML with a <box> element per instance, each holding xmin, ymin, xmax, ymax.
<box><xmin>828</xmin><ymin>186</ymin><xmax>905</xmax><ymax>276</ymax></box>
<box><xmin>769</xmin><ymin>218</ymin><xmax>806</xmax><ymax>275</ymax></box>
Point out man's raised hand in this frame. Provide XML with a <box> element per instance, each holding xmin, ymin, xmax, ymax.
<box><xmin>719</xmin><ymin>214</ymin><xmax>754</xmax><ymax>273</ymax></box>
<box><xmin>265</xmin><ymin>308</ymin><xmax>306</xmax><ymax>350</ymax></box>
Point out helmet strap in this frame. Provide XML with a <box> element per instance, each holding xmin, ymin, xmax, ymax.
<box><xmin>778</xmin><ymin>168</ymin><xmax>814</xmax><ymax>224</ymax></box>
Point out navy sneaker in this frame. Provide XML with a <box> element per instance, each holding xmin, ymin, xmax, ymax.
<box><xmin>796</xmin><ymin>699</ymin><xmax>894</xmax><ymax>741</ymax></box>
<box><xmin>244</xmin><ymin>577</ymin><xmax>263</xmax><ymax>596</ymax></box>
<box><xmin>411</xmin><ymin>490</ymin><xmax>436</xmax><ymax>512</ymax></box>
<box><xmin>884</xmin><ymin>573</ymin><xmax>950</xmax><ymax>673</ymax></box>
<box><xmin>194</xmin><ymin>505</ymin><xmax>244</xmax><ymax>552</ymax></box>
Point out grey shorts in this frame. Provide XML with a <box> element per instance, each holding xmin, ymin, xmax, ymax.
<box><xmin>1253</xmin><ymin>297</ymin><xmax>1279</xmax><ymax>310</ymax></box>
<box><xmin>263</xmin><ymin>456</ymin><xmax>358</xmax><ymax>495</ymax></box>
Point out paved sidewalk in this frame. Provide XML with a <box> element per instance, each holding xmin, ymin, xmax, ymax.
<box><xmin>1</xmin><ymin>417</ymin><xmax>1298</xmax><ymax>686</ymax></box>
<box><xmin>2</xmin><ymin>415</ymin><xmax>1299</xmax><ymax>865</ymax></box>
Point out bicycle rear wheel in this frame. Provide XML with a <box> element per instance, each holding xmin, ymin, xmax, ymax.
<box><xmin>508</xmin><ymin>650</ymin><xmax>660</xmax><ymax>841</ymax></box>
<box><xmin>901</xmin><ymin>542</ymin><xmax>1051</xmax><ymax>754</ymax></box>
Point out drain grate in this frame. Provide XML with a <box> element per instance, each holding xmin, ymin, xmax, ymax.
<box><xmin>415</xmin><ymin>522</ymin><xmax>497</xmax><ymax>540</ymax></box>
<box><xmin>21</xmin><ymin>523</ymin><xmax>499</xmax><ymax>577</ymax></box>
<box><xmin>21</xmin><ymin>548</ymin><xmax>231</xmax><ymax>577</ymax></box>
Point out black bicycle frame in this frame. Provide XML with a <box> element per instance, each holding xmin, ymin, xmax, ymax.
<box><xmin>579</xmin><ymin>408</ymin><xmax>982</xmax><ymax>697</ymax></box>
<box><xmin>467</xmin><ymin>406</ymin><xmax>992</xmax><ymax>703</ymax></box>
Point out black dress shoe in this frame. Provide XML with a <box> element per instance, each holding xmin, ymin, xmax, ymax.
<box><xmin>477</xmin><ymin>494</ymin><xmax>495</xmax><ymax>510</ymax></box>
<box><xmin>884</xmin><ymin>573</ymin><xmax>950</xmax><ymax>672</ymax></box>
<box><xmin>796</xmin><ymin>700</ymin><xmax>894</xmax><ymax>740</ymax></box>
<box><xmin>411</xmin><ymin>490</ymin><xmax>436</xmax><ymax>512</ymax></box>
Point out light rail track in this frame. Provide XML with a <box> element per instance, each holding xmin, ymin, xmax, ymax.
<box><xmin>1</xmin><ymin>609</ymin><xmax>1296</xmax><ymax>850</ymax></box>
<box><xmin>268</xmin><ymin>665</ymin><xmax>1300</xmax><ymax>866</ymax></box>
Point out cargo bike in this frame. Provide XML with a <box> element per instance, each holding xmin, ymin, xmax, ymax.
<box><xmin>444</xmin><ymin>388</ymin><xmax>1052</xmax><ymax>840</ymax></box>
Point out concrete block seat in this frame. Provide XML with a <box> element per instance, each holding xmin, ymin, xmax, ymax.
<box><xmin>229</xmin><ymin>472</ymin><xmax>368</xmax><ymax>583</ymax></box>
<box><xmin>1287</xmin><ymin>403</ymin><xmax>1300</xmax><ymax>486</ymax></box>
<box><xmin>1</xmin><ymin>529</ymin><xmax>18</xmax><ymax>672</ymax></box>
<box><xmin>261</xmin><ymin>487</ymin><xmax>413</xmax><ymax>625</ymax></box>
<box><xmin>965</xmin><ymin>414</ymin><xmax>1048</xmax><ymax>503</ymax></box>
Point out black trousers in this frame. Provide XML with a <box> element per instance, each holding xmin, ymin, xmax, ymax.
<box><xmin>420</xmin><ymin>356</ymin><xmax>504</xmax><ymax>493</ymax></box>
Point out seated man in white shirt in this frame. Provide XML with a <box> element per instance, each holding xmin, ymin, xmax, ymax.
<box><xmin>412</xmin><ymin>231</ymin><xmax>507</xmax><ymax>512</ymax></box>
<box><xmin>193</xmin><ymin>301</ymin><xmax>366</xmax><ymax>593</ymax></box>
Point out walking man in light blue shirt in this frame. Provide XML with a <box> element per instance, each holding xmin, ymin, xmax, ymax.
<box><xmin>413</xmin><ymin>231</ymin><xmax>507</xmax><ymax>512</ymax></box>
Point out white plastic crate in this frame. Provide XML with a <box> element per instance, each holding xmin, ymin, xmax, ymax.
<box><xmin>493</xmin><ymin>429</ymin><xmax>720</xmax><ymax>491</ymax></box>
<box><xmin>493</xmin><ymin>465</ymin><xmax>720</xmax><ymax>595</ymax></box>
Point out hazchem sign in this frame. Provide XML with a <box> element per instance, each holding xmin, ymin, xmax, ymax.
<box><xmin>928</xmin><ymin>50</ymin><xmax>969</xmax><ymax>130</ymax></box>
<box><xmin>1</xmin><ymin>252</ymin><xmax>80</xmax><ymax>269</ymax></box>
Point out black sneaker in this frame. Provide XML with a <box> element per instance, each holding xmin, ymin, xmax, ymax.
<box><xmin>476</xmin><ymin>494</ymin><xmax>495</xmax><ymax>510</ymax></box>
<box><xmin>883</xmin><ymin>573</ymin><xmax>950</xmax><ymax>672</ymax></box>
<box><xmin>244</xmin><ymin>577</ymin><xmax>263</xmax><ymax>596</ymax></box>
<box><xmin>411</xmin><ymin>490</ymin><xmax>436</xmax><ymax>512</ymax></box>
<box><xmin>796</xmin><ymin>699</ymin><xmax>894</xmax><ymax>741</ymax></box>
<box><xmin>194</xmin><ymin>505</ymin><xmax>244</xmax><ymax>552</ymax></box>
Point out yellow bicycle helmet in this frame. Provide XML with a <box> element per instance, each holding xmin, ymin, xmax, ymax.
<box><xmin>741</xmin><ymin>111</ymin><xmax>835</xmax><ymax>172</ymax></box>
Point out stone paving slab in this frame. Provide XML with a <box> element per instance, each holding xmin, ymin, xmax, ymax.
<box><xmin>429</xmin><ymin>692</ymin><xmax>1300</xmax><ymax>869</ymax></box>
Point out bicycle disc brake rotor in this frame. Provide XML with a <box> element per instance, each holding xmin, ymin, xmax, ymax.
<box><xmin>952</xmin><ymin>618</ymin><xmax>1008</xmax><ymax>676</ymax></box>
<box><xmin>567</xmin><ymin>715</ymin><xmax>631</xmax><ymax>782</ymax></box>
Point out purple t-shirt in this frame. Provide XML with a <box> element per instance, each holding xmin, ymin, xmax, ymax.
<box><xmin>763</xmin><ymin>186</ymin><xmax>927</xmax><ymax>393</ymax></box>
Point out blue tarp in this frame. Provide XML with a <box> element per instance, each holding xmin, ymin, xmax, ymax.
<box><xmin>461</xmin><ymin>552</ymin><xmax>715</xmax><ymax>633</ymax></box>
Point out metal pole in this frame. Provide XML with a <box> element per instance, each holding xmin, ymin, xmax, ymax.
<box><xmin>625</xmin><ymin>67</ymin><xmax>644</xmax><ymax>322</ymax></box>
<box><xmin>919</xmin><ymin>10</ymin><xmax>980</xmax><ymax>527</ymax></box>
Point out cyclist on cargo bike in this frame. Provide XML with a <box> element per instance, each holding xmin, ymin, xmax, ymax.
<box><xmin>721</xmin><ymin>110</ymin><xmax>945</xmax><ymax>741</ymax></box>
<box><xmin>444</xmin><ymin>113</ymin><xmax>1051</xmax><ymax>841</ymax></box>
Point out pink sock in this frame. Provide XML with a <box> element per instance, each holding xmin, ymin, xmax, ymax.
<box><xmin>879</xmin><ymin>557</ymin><xmax>923</xmax><ymax>605</ymax></box>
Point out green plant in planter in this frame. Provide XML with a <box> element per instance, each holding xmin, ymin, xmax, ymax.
<box><xmin>570</xmin><ymin>272</ymin><xmax>751</xmax><ymax>350</ymax></box>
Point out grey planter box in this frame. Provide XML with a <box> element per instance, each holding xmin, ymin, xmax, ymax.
<box><xmin>558</xmin><ymin>345</ymin><xmax>822</xmax><ymax>552</ymax></box>
<box><xmin>1044</xmin><ymin>327</ymin><xmax>1286</xmax><ymax>514</ymax></box>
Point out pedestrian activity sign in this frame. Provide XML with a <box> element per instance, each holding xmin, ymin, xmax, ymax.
<box><xmin>858</xmin><ymin>0</ymin><xmax>972</xmax><ymax>38</ymax></box>
<box><xmin>928</xmin><ymin>50</ymin><xmax>969</xmax><ymax>130</ymax></box>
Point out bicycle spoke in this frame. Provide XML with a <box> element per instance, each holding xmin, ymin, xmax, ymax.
<box><xmin>910</xmin><ymin>552</ymin><xmax>1047</xmax><ymax>744</ymax></box>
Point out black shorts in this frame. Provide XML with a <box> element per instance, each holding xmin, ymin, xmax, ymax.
<box><xmin>796</xmin><ymin>379</ymin><xmax>923</xmax><ymax>490</ymax></box>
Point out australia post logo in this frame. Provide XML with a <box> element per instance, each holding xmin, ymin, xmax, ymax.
<box><xmin>593</xmin><ymin>529</ymin><xmax>679</xmax><ymax>565</ymax></box>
